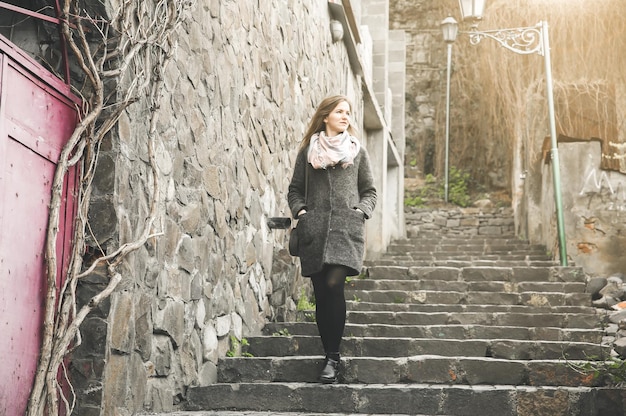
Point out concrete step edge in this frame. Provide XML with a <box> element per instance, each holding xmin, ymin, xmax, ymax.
<box><xmin>243</xmin><ymin>335</ymin><xmax>610</xmax><ymax>360</ymax></box>
<box><xmin>346</xmin><ymin>281</ymin><xmax>587</xmax><ymax>293</ymax></box>
<box><xmin>344</xmin><ymin>301</ymin><xmax>597</xmax><ymax>313</ymax></box>
<box><xmin>185</xmin><ymin>383</ymin><xmax>625</xmax><ymax>416</ymax></box>
<box><xmin>141</xmin><ymin>412</ymin><xmax>451</xmax><ymax>416</ymax></box>
<box><xmin>264</xmin><ymin>322</ymin><xmax>605</xmax><ymax>340</ymax></box>
<box><xmin>217</xmin><ymin>355</ymin><xmax>611</xmax><ymax>386</ymax></box>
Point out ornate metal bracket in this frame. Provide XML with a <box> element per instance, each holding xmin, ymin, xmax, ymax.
<box><xmin>466</xmin><ymin>24</ymin><xmax>544</xmax><ymax>56</ymax></box>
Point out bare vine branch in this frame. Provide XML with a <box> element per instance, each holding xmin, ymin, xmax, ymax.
<box><xmin>26</xmin><ymin>1</ymin><xmax>194</xmax><ymax>415</ymax></box>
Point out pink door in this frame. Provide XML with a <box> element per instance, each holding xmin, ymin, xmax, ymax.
<box><xmin>0</xmin><ymin>34</ymin><xmax>79</xmax><ymax>416</ymax></box>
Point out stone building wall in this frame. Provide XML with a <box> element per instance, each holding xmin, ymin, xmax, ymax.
<box><xmin>70</xmin><ymin>0</ymin><xmax>403</xmax><ymax>414</ymax></box>
<box><xmin>389</xmin><ymin>0</ymin><xmax>449</xmax><ymax>178</ymax></box>
<box><xmin>534</xmin><ymin>141</ymin><xmax>626</xmax><ymax>276</ymax></box>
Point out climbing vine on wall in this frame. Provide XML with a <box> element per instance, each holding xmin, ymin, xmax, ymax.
<box><xmin>26</xmin><ymin>1</ymin><xmax>194</xmax><ymax>415</ymax></box>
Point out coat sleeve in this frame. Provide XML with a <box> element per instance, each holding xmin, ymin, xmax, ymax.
<box><xmin>288</xmin><ymin>149</ymin><xmax>308</xmax><ymax>219</ymax></box>
<box><xmin>354</xmin><ymin>148</ymin><xmax>377</xmax><ymax>219</ymax></box>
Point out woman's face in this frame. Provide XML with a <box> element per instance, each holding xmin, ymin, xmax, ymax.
<box><xmin>324</xmin><ymin>101</ymin><xmax>351</xmax><ymax>137</ymax></box>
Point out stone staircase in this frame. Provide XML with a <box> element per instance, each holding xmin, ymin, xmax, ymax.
<box><xmin>182</xmin><ymin>208</ymin><xmax>625</xmax><ymax>415</ymax></box>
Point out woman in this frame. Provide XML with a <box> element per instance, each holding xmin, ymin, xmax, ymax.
<box><xmin>288</xmin><ymin>95</ymin><xmax>377</xmax><ymax>383</ymax></box>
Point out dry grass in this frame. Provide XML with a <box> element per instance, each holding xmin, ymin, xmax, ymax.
<box><xmin>429</xmin><ymin>0</ymin><xmax>626</xmax><ymax>191</ymax></box>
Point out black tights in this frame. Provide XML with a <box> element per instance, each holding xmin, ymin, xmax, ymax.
<box><xmin>311</xmin><ymin>265</ymin><xmax>348</xmax><ymax>358</ymax></box>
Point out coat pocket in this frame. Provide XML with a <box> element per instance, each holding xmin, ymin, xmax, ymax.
<box><xmin>345</xmin><ymin>208</ymin><xmax>366</xmax><ymax>244</ymax></box>
<box><xmin>290</xmin><ymin>212</ymin><xmax>316</xmax><ymax>256</ymax></box>
<box><xmin>296</xmin><ymin>212</ymin><xmax>316</xmax><ymax>245</ymax></box>
<box><xmin>288</xmin><ymin>225</ymin><xmax>300</xmax><ymax>256</ymax></box>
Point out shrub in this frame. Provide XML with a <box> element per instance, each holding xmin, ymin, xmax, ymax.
<box><xmin>403</xmin><ymin>168</ymin><xmax>471</xmax><ymax>208</ymax></box>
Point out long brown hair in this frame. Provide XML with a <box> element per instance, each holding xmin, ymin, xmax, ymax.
<box><xmin>299</xmin><ymin>95</ymin><xmax>358</xmax><ymax>151</ymax></box>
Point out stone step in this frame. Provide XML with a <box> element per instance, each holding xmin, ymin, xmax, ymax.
<box><xmin>368</xmin><ymin>259</ymin><xmax>560</xmax><ymax>267</ymax></box>
<box><xmin>400</xmin><ymin>228</ymin><xmax>517</xmax><ymax>236</ymax></box>
<box><xmin>387</xmin><ymin>244</ymin><xmax>548</xmax><ymax>255</ymax></box>
<box><xmin>344</xmin><ymin>310</ymin><xmax>598</xmax><ymax>327</ymax></box>
<box><xmin>376</xmin><ymin>254</ymin><xmax>553</xmax><ymax>263</ymax></box>
<box><xmin>344</xmin><ymin>301</ymin><xmax>596</xmax><ymax>314</ymax></box>
<box><xmin>387</xmin><ymin>247</ymin><xmax>549</xmax><ymax>257</ymax></box>
<box><xmin>347</xmin><ymin>279</ymin><xmax>587</xmax><ymax>293</ymax></box>
<box><xmin>182</xmin><ymin>206</ymin><xmax>616</xmax><ymax>416</ymax></box>
<box><xmin>345</xmin><ymin>289</ymin><xmax>591</xmax><ymax>307</ymax></box>
<box><xmin>388</xmin><ymin>252</ymin><xmax>551</xmax><ymax>260</ymax></box>
<box><xmin>396</xmin><ymin>256</ymin><xmax>555</xmax><ymax>264</ymax></box>
<box><xmin>146</xmin><ymin>413</ymin><xmax>450</xmax><ymax>416</ymax></box>
<box><xmin>365</xmin><ymin>266</ymin><xmax>586</xmax><ymax>283</ymax></box>
<box><xmin>392</xmin><ymin>235</ymin><xmax>534</xmax><ymax>240</ymax></box>
<box><xmin>242</xmin><ymin>335</ymin><xmax>609</xmax><ymax>360</ymax></box>
<box><xmin>390</xmin><ymin>236</ymin><xmax>540</xmax><ymax>244</ymax></box>
<box><xmin>408</xmin><ymin>233</ymin><xmax>514</xmax><ymax>239</ymax></box>
<box><xmin>263</xmin><ymin>322</ymin><xmax>604</xmax><ymax>343</ymax></box>
<box><xmin>431</xmin><ymin>253</ymin><xmax>550</xmax><ymax>260</ymax></box>
<box><xmin>393</xmin><ymin>236</ymin><xmax>528</xmax><ymax>244</ymax></box>
<box><xmin>217</xmin><ymin>355</ymin><xmax>609</xmax><ymax>387</ymax></box>
<box><xmin>396</xmin><ymin>243</ymin><xmax>547</xmax><ymax>251</ymax></box>
<box><xmin>185</xmin><ymin>383</ymin><xmax>625</xmax><ymax>416</ymax></box>
<box><xmin>411</xmin><ymin>228</ymin><xmax>517</xmax><ymax>236</ymax></box>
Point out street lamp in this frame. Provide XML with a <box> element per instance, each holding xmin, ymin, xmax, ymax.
<box><xmin>441</xmin><ymin>16</ymin><xmax>458</xmax><ymax>203</ymax></box>
<box><xmin>458</xmin><ymin>0</ymin><xmax>485</xmax><ymax>25</ymax></box>
<box><xmin>453</xmin><ymin>0</ymin><xmax>568</xmax><ymax>265</ymax></box>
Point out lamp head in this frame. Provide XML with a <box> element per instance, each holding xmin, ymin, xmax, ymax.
<box><xmin>458</xmin><ymin>0</ymin><xmax>485</xmax><ymax>24</ymax></box>
<box><xmin>330</xmin><ymin>20</ymin><xmax>344</xmax><ymax>42</ymax></box>
<box><xmin>441</xmin><ymin>16</ymin><xmax>459</xmax><ymax>43</ymax></box>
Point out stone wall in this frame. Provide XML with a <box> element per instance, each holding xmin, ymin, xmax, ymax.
<box><xmin>389</xmin><ymin>0</ymin><xmax>451</xmax><ymax>178</ymax></box>
<box><xmin>70</xmin><ymin>0</ymin><xmax>403</xmax><ymax>414</ymax></box>
<box><xmin>405</xmin><ymin>206</ymin><xmax>515</xmax><ymax>238</ymax></box>
<box><xmin>531</xmin><ymin>141</ymin><xmax>626</xmax><ymax>276</ymax></box>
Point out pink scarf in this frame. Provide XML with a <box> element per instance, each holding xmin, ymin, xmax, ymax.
<box><xmin>307</xmin><ymin>131</ymin><xmax>361</xmax><ymax>169</ymax></box>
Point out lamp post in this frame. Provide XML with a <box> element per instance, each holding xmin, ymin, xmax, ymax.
<box><xmin>454</xmin><ymin>0</ymin><xmax>568</xmax><ymax>265</ymax></box>
<box><xmin>441</xmin><ymin>16</ymin><xmax>458</xmax><ymax>203</ymax></box>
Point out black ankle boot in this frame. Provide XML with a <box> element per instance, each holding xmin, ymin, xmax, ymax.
<box><xmin>319</xmin><ymin>356</ymin><xmax>340</xmax><ymax>384</ymax></box>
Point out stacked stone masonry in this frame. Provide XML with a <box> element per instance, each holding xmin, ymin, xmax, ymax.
<box><xmin>70</xmin><ymin>0</ymin><xmax>403</xmax><ymax>415</ymax></box>
<box><xmin>405</xmin><ymin>206</ymin><xmax>516</xmax><ymax>238</ymax></box>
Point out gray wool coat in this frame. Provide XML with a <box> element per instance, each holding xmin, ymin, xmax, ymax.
<box><xmin>288</xmin><ymin>146</ymin><xmax>377</xmax><ymax>277</ymax></box>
